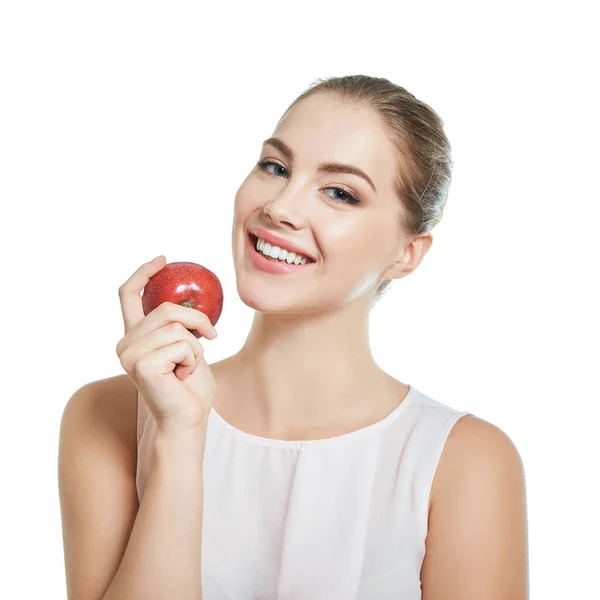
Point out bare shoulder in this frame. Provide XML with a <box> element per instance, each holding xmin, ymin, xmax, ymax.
<box><xmin>430</xmin><ymin>414</ymin><xmax>526</xmax><ymax>516</ymax></box>
<box><xmin>61</xmin><ymin>374</ymin><xmax>139</xmax><ymax>455</ymax></box>
<box><xmin>60</xmin><ymin>374</ymin><xmax>137</xmax><ymax>468</ymax></box>
<box><xmin>432</xmin><ymin>414</ymin><xmax>525</xmax><ymax>492</ymax></box>
<box><xmin>423</xmin><ymin>415</ymin><xmax>529</xmax><ymax>599</ymax></box>
<box><xmin>59</xmin><ymin>374</ymin><xmax>140</xmax><ymax>600</ymax></box>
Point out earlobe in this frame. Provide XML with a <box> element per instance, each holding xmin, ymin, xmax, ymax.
<box><xmin>380</xmin><ymin>232</ymin><xmax>433</xmax><ymax>281</ymax></box>
<box><xmin>380</xmin><ymin>260</ymin><xmax>411</xmax><ymax>281</ymax></box>
<box><xmin>380</xmin><ymin>241</ymin><xmax>413</xmax><ymax>279</ymax></box>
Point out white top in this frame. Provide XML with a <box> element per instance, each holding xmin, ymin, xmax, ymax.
<box><xmin>136</xmin><ymin>384</ymin><xmax>473</xmax><ymax>599</ymax></box>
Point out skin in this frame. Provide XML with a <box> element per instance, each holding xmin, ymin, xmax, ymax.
<box><xmin>210</xmin><ymin>91</ymin><xmax>529</xmax><ymax>597</ymax></box>
<box><xmin>213</xmin><ymin>92</ymin><xmax>431</xmax><ymax>438</ymax></box>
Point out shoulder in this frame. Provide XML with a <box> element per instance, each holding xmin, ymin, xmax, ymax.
<box><xmin>430</xmin><ymin>414</ymin><xmax>525</xmax><ymax>513</ymax></box>
<box><xmin>62</xmin><ymin>374</ymin><xmax>139</xmax><ymax>450</ymax></box>
<box><xmin>435</xmin><ymin>414</ymin><xmax>524</xmax><ymax>487</ymax></box>
<box><xmin>65</xmin><ymin>373</ymin><xmax>138</xmax><ymax>415</ymax></box>
<box><xmin>59</xmin><ymin>375</ymin><xmax>141</xmax><ymax>600</ymax></box>
<box><xmin>423</xmin><ymin>415</ymin><xmax>529</xmax><ymax>598</ymax></box>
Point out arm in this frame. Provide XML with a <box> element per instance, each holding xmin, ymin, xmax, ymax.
<box><xmin>59</xmin><ymin>375</ymin><xmax>208</xmax><ymax>600</ymax></box>
<box><xmin>421</xmin><ymin>416</ymin><xmax>529</xmax><ymax>600</ymax></box>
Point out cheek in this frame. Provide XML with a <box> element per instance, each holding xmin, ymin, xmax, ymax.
<box><xmin>234</xmin><ymin>177</ymin><xmax>264</xmax><ymax>217</ymax></box>
<box><xmin>326</xmin><ymin>223</ymin><xmax>393</xmax><ymax>277</ymax></box>
<box><xmin>325</xmin><ymin>225</ymin><xmax>376</xmax><ymax>265</ymax></box>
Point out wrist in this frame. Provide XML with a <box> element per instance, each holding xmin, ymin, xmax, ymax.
<box><xmin>155</xmin><ymin>416</ymin><xmax>209</xmax><ymax>447</ymax></box>
<box><xmin>156</xmin><ymin>410</ymin><xmax>210</xmax><ymax>436</ymax></box>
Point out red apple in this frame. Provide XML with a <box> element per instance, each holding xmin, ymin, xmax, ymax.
<box><xmin>142</xmin><ymin>261</ymin><xmax>223</xmax><ymax>338</ymax></box>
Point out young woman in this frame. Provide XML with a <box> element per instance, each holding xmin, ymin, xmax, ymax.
<box><xmin>59</xmin><ymin>75</ymin><xmax>529</xmax><ymax>599</ymax></box>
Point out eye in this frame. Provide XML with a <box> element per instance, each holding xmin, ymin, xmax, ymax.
<box><xmin>323</xmin><ymin>187</ymin><xmax>361</xmax><ymax>206</ymax></box>
<box><xmin>256</xmin><ymin>160</ymin><xmax>362</xmax><ymax>206</ymax></box>
<box><xmin>257</xmin><ymin>160</ymin><xmax>289</xmax><ymax>178</ymax></box>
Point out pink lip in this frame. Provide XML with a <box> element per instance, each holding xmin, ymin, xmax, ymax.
<box><xmin>247</xmin><ymin>232</ymin><xmax>316</xmax><ymax>274</ymax></box>
<box><xmin>248</xmin><ymin>227</ymin><xmax>317</xmax><ymax>262</ymax></box>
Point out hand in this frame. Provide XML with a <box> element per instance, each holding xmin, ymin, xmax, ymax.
<box><xmin>115</xmin><ymin>256</ymin><xmax>218</xmax><ymax>432</ymax></box>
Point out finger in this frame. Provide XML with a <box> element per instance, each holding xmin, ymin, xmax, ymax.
<box><xmin>145</xmin><ymin>322</ymin><xmax>205</xmax><ymax>365</ymax></box>
<box><xmin>118</xmin><ymin>256</ymin><xmax>166</xmax><ymax>335</ymax></box>
<box><xmin>175</xmin><ymin>362</ymin><xmax>195</xmax><ymax>381</ymax></box>
<box><xmin>130</xmin><ymin>301</ymin><xmax>217</xmax><ymax>343</ymax></box>
<box><xmin>122</xmin><ymin>322</ymin><xmax>205</xmax><ymax>377</ymax></box>
<box><xmin>136</xmin><ymin>340</ymin><xmax>195</xmax><ymax>379</ymax></box>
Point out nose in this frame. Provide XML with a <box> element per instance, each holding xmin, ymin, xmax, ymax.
<box><xmin>262</xmin><ymin>185</ymin><xmax>310</xmax><ymax>229</ymax></box>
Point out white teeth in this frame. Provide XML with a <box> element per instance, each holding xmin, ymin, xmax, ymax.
<box><xmin>255</xmin><ymin>236</ymin><xmax>311</xmax><ymax>264</ymax></box>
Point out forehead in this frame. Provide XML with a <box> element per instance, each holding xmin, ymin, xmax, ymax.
<box><xmin>274</xmin><ymin>93</ymin><xmax>397</xmax><ymax>189</ymax></box>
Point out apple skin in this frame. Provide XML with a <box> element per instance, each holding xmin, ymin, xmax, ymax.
<box><xmin>142</xmin><ymin>261</ymin><xmax>223</xmax><ymax>338</ymax></box>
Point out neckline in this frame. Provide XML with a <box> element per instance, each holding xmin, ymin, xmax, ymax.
<box><xmin>208</xmin><ymin>384</ymin><xmax>416</xmax><ymax>449</ymax></box>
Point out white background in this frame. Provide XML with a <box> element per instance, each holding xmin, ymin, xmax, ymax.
<box><xmin>1</xmin><ymin>1</ymin><xmax>598</xmax><ymax>598</ymax></box>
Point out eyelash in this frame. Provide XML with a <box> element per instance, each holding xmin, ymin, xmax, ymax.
<box><xmin>256</xmin><ymin>160</ymin><xmax>362</xmax><ymax>206</ymax></box>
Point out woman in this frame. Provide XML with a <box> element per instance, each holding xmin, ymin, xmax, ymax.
<box><xmin>59</xmin><ymin>75</ymin><xmax>529</xmax><ymax>599</ymax></box>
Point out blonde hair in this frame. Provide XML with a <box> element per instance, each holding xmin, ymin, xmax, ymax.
<box><xmin>279</xmin><ymin>75</ymin><xmax>453</xmax><ymax>303</ymax></box>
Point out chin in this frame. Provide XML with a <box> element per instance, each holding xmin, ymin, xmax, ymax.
<box><xmin>235</xmin><ymin>280</ymin><xmax>296</xmax><ymax>314</ymax></box>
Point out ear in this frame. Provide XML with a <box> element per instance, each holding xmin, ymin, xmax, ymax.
<box><xmin>380</xmin><ymin>232</ymin><xmax>434</xmax><ymax>280</ymax></box>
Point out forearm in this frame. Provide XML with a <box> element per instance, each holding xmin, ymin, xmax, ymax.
<box><xmin>103</xmin><ymin>423</ymin><xmax>208</xmax><ymax>600</ymax></box>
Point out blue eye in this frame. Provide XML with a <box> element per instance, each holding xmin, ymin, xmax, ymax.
<box><xmin>256</xmin><ymin>160</ymin><xmax>362</xmax><ymax>206</ymax></box>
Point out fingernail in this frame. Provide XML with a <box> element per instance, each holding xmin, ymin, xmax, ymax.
<box><xmin>211</xmin><ymin>327</ymin><xmax>218</xmax><ymax>338</ymax></box>
<box><xmin>152</xmin><ymin>255</ymin><xmax>164</xmax><ymax>262</ymax></box>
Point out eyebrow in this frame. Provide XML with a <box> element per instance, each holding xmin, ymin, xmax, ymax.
<box><xmin>262</xmin><ymin>137</ymin><xmax>377</xmax><ymax>193</ymax></box>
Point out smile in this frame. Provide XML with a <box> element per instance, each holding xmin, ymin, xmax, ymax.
<box><xmin>248</xmin><ymin>233</ymin><xmax>317</xmax><ymax>275</ymax></box>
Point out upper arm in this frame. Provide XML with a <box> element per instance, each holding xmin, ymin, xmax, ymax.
<box><xmin>58</xmin><ymin>374</ymin><xmax>140</xmax><ymax>600</ymax></box>
<box><xmin>421</xmin><ymin>415</ymin><xmax>529</xmax><ymax>600</ymax></box>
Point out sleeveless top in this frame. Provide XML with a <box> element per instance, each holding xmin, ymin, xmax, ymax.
<box><xmin>136</xmin><ymin>384</ymin><xmax>473</xmax><ymax>599</ymax></box>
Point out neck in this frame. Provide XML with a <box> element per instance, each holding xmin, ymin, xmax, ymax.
<box><xmin>227</xmin><ymin>299</ymin><xmax>390</xmax><ymax>438</ymax></box>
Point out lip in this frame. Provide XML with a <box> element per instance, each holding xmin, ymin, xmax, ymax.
<box><xmin>248</xmin><ymin>227</ymin><xmax>317</xmax><ymax>262</ymax></box>
<box><xmin>247</xmin><ymin>232</ymin><xmax>316</xmax><ymax>274</ymax></box>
